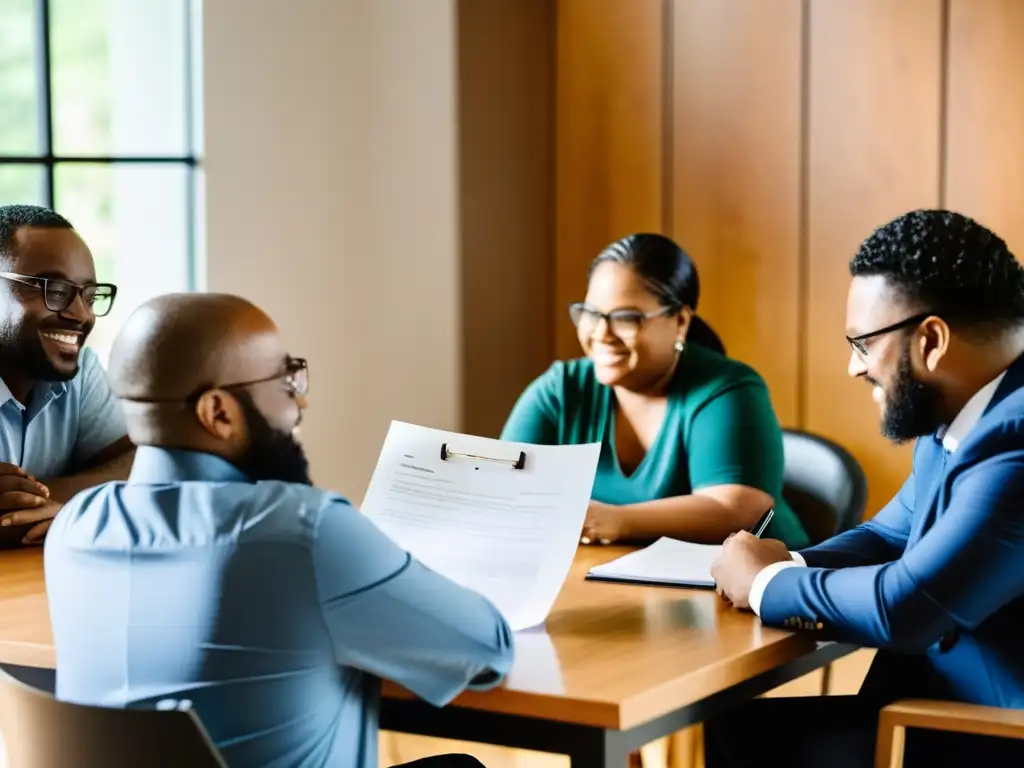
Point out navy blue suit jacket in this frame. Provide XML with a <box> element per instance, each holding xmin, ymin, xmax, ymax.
<box><xmin>761</xmin><ymin>357</ymin><xmax>1024</xmax><ymax>708</ymax></box>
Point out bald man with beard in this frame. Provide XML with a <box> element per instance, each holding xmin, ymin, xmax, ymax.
<box><xmin>43</xmin><ymin>293</ymin><xmax>513</xmax><ymax>768</ymax></box>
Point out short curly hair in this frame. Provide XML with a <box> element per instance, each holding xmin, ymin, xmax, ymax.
<box><xmin>0</xmin><ymin>204</ymin><xmax>73</xmax><ymax>265</ymax></box>
<box><xmin>849</xmin><ymin>209</ymin><xmax>1024</xmax><ymax>331</ymax></box>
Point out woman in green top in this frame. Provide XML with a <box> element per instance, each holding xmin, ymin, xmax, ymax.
<box><xmin>501</xmin><ymin>233</ymin><xmax>809</xmax><ymax>549</ymax></box>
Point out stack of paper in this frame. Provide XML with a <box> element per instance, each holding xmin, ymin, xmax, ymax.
<box><xmin>586</xmin><ymin>536</ymin><xmax>721</xmax><ymax>588</ymax></box>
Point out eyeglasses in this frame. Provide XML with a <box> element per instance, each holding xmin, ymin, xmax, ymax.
<box><xmin>0</xmin><ymin>272</ymin><xmax>117</xmax><ymax>317</ymax></box>
<box><xmin>846</xmin><ymin>313</ymin><xmax>934</xmax><ymax>356</ymax></box>
<box><xmin>569</xmin><ymin>303</ymin><xmax>677</xmax><ymax>340</ymax></box>
<box><xmin>120</xmin><ymin>357</ymin><xmax>309</xmax><ymax>404</ymax></box>
<box><xmin>215</xmin><ymin>357</ymin><xmax>309</xmax><ymax>400</ymax></box>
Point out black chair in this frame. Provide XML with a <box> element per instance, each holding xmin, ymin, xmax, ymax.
<box><xmin>779</xmin><ymin>429</ymin><xmax>868</xmax><ymax>696</ymax></box>
<box><xmin>781</xmin><ymin>428</ymin><xmax>868</xmax><ymax>545</ymax></box>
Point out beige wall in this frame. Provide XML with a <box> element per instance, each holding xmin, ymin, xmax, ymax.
<box><xmin>204</xmin><ymin>0</ymin><xmax>460</xmax><ymax>500</ymax></box>
<box><xmin>203</xmin><ymin>0</ymin><xmax>553</xmax><ymax>502</ymax></box>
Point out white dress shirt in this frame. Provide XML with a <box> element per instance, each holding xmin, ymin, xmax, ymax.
<box><xmin>749</xmin><ymin>371</ymin><xmax>1007</xmax><ymax>616</ymax></box>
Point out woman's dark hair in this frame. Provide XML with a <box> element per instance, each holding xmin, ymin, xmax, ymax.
<box><xmin>589</xmin><ymin>233</ymin><xmax>725</xmax><ymax>355</ymax></box>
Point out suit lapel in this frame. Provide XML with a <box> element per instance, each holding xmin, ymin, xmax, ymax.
<box><xmin>910</xmin><ymin>351</ymin><xmax>1024</xmax><ymax>543</ymax></box>
<box><xmin>909</xmin><ymin>437</ymin><xmax>949</xmax><ymax>545</ymax></box>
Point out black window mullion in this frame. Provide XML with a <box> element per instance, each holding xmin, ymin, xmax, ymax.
<box><xmin>33</xmin><ymin>0</ymin><xmax>55</xmax><ymax>206</ymax></box>
<box><xmin>0</xmin><ymin>156</ymin><xmax>197</xmax><ymax>164</ymax></box>
<box><xmin>11</xmin><ymin>0</ymin><xmax>201</xmax><ymax>291</ymax></box>
<box><xmin>184</xmin><ymin>0</ymin><xmax>196</xmax><ymax>160</ymax></box>
<box><xmin>183</xmin><ymin>0</ymin><xmax>197</xmax><ymax>291</ymax></box>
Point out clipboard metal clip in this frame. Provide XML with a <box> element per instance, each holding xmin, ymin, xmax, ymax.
<box><xmin>440</xmin><ymin>443</ymin><xmax>526</xmax><ymax>470</ymax></box>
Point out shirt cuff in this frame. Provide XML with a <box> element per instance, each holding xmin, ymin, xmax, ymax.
<box><xmin>790</xmin><ymin>551</ymin><xmax>806</xmax><ymax>566</ymax></box>
<box><xmin>467</xmin><ymin>668</ymin><xmax>504</xmax><ymax>691</ymax></box>
<box><xmin>749</xmin><ymin>556</ymin><xmax>805</xmax><ymax>616</ymax></box>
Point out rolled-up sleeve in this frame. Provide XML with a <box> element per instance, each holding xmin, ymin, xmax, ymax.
<box><xmin>72</xmin><ymin>349</ymin><xmax>128</xmax><ymax>467</ymax></box>
<box><xmin>312</xmin><ymin>495</ymin><xmax>515</xmax><ymax>706</ymax></box>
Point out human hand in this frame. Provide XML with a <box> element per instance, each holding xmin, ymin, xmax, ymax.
<box><xmin>580</xmin><ymin>500</ymin><xmax>624</xmax><ymax>545</ymax></box>
<box><xmin>710</xmin><ymin>531</ymin><xmax>793</xmax><ymax>610</ymax></box>
<box><xmin>0</xmin><ymin>499</ymin><xmax>61</xmax><ymax>545</ymax></box>
<box><xmin>0</xmin><ymin>462</ymin><xmax>49</xmax><ymax>511</ymax></box>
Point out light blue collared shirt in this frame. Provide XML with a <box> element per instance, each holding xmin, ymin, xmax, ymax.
<box><xmin>0</xmin><ymin>347</ymin><xmax>127</xmax><ymax>477</ymax></box>
<box><xmin>44</xmin><ymin>447</ymin><xmax>514</xmax><ymax>768</ymax></box>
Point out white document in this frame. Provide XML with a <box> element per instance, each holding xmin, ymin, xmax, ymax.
<box><xmin>360</xmin><ymin>421</ymin><xmax>601</xmax><ymax>631</ymax></box>
<box><xmin>586</xmin><ymin>536</ymin><xmax>721</xmax><ymax>588</ymax></box>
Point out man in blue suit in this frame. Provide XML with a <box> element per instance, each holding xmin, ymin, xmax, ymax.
<box><xmin>707</xmin><ymin>210</ymin><xmax>1024</xmax><ymax>767</ymax></box>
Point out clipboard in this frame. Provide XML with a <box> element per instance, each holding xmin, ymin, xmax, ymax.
<box><xmin>440</xmin><ymin>442</ymin><xmax>526</xmax><ymax>470</ymax></box>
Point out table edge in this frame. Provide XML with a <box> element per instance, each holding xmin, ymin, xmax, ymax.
<box><xmin>383</xmin><ymin>635</ymin><xmax>855</xmax><ymax>729</ymax></box>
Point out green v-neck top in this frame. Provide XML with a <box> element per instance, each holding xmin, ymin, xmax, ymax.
<box><xmin>500</xmin><ymin>344</ymin><xmax>810</xmax><ymax>548</ymax></box>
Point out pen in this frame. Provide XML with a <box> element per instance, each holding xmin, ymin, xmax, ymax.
<box><xmin>748</xmin><ymin>507</ymin><xmax>775</xmax><ymax>538</ymax></box>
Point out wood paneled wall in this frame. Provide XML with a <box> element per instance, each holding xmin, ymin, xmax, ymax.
<box><xmin>554</xmin><ymin>0</ymin><xmax>665</xmax><ymax>360</ymax></box>
<box><xmin>671</xmin><ymin>0</ymin><xmax>804</xmax><ymax>426</ymax></box>
<box><xmin>459</xmin><ymin>0</ymin><xmax>555</xmax><ymax>439</ymax></box>
<box><xmin>556</xmin><ymin>0</ymin><xmax>1024</xmax><ymax>514</ymax></box>
<box><xmin>803</xmin><ymin>0</ymin><xmax>942</xmax><ymax>513</ymax></box>
<box><xmin>945</xmin><ymin>0</ymin><xmax>1024</xmax><ymax>252</ymax></box>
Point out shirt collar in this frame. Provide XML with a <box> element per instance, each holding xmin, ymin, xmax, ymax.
<box><xmin>0</xmin><ymin>376</ymin><xmax>68</xmax><ymax>411</ymax></box>
<box><xmin>0</xmin><ymin>377</ymin><xmax>16</xmax><ymax>409</ymax></box>
<box><xmin>129</xmin><ymin>446</ymin><xmax>250</xmax><ymax>484</ymax></box>
<box><xmin>940</xmin><ymin>371</ymin><xmax>1007</xmax><ymax>452</ymax></box>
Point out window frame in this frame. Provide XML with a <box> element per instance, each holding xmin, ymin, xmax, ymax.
<box><xmin>0</xmin><ymin>0</ymin><xmax>201</xmax><ymax>289</ymax></box>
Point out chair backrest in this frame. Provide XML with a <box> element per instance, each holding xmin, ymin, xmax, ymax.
<box><xmin>0</xmin><ymin>668</ymin><xmax>225</xmax><ymax>768</ymax></box>
<box><xmin>781</xmin><ymin>428</ymin><xmax>868</xmax><ymax>544</ymax></box>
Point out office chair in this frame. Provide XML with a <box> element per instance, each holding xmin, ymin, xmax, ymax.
<box><xmin>781</xmin><ymin>428</ymin><xmax>868</xmax><ymax>544</ymax></box>
<box><xmin>0</xmin><ymin>667</ymin><xmax>225</xmax><ymax>768</ymax></box>
<box><xmin>778</xmin><ymin>428</ymin><xmax>869</xmax><ymax>699</ymax></box>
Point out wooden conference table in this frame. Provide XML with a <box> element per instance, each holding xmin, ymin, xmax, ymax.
<box><xmin>0</xmin><ymin>546</ymin><xmax>854</xmax><ymax>768</ymax></box>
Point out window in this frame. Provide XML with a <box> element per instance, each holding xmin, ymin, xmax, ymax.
<box><xmin>0</xmin><ymin>0</ymin><xmax>203</xmax><ymax>362</ymax></box>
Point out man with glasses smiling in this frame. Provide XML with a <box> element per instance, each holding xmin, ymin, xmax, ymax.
<box><xmin>706</xmin><ymin>210</ymin><xmax>1024</xmax><ymax>767</ymax></box>
<box><xmin>0</xmin><ymin>204</ymin><xmax>132</xmax><ymax>546</ymax></box>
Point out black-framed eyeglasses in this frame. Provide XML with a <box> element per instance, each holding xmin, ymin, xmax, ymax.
<box><xmin>0</xmin><ymin>272</ymin><xmax>118</xmax><ymax>318</ymax></box>
<box><xmin>846</xmin><ymin>312</ymin><xmax>934</xmax><ymax>356</ymax></box>
<box><xmin>569</xmin><ymin>303</ymin><xmax>678</xmax><ymax>340</ymax></box>
<box><xmin>219</xmin><ymin>357</ymin><xmax>309</xmax><ymax>399</ymax></box>
<box><xmin>120</xmin><ymin>357</ymin><xmax>309</xmax><ymax>404</ymax></box>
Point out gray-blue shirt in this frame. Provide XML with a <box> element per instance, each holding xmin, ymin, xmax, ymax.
<box><xmin>44</xmin><ymin>447</ymin><xmax>514</xmax><ymax>768</ymax></box>
<box><xmin>0</xmin><ymin>347</ymin><xmax>127</xmax><ymax>476</ymax></box>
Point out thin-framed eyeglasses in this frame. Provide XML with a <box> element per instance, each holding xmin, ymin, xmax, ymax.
<box><xmin>569</xmin><ymin>303</ymin><xmax>678</xmax><ymax>340</ymax></box>
<box><xmin>216</xmin><ymin>357</ymin><xmax>309</xmax><ymax>399</ymax></box>
<box><xmin>121</xmin><ymin>357</ymin><xmax>309</xmax><ymax>404</ymax></box>
<box><xmin>0</xmin><ymin>272</ymin><xmax>118</xmax><ymax>318</ymax></box>
<box><xmin>846</xmin><ymin>312</ymin><xmax>934</xmax><ymax>356</ymax></box>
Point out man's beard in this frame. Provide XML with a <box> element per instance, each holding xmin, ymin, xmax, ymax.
<box><xmin>233</xmin><ymin>391</ymin><xmax>312</xmax><ymax>485</ymax></box>
<box><xmin>0</xmin><ymin>318</ymin><xmax>82</xmax><ymax>382</ymax></box>
<box><xmin>878</xmin><ymin>345</ymin><xmax>943</xmax><ymax>443</ymax></box>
